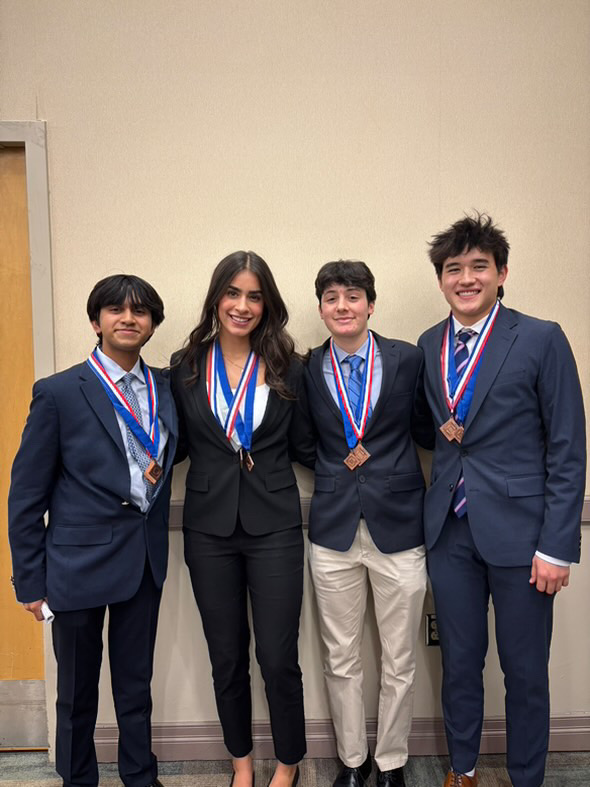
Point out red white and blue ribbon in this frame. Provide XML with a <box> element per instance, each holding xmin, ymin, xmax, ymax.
<box><xmin>440</xmin><ymin>300</ymin><xmax>500</xmax><ymax>424</ymax></box>
<box><xmin>87</xmin><ymin>349</ymin><xmax>160</xmax><ymax>456</ymax></box>
<box><xmin>329</xmin><ymin>331</ymin><xmax>375</xmax><ymax>451</ymax></box>
<box><xmin>207</xmin><ymin>339</ymin><xmax>259</xmax><ymax>449</ymax></box>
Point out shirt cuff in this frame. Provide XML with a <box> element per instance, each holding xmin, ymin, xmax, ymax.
<box><xmin>535</xmin><ymin>550</ymin><xmax>571</xmax><ymax>567</ymax></box>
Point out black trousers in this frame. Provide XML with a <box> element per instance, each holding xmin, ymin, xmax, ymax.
<box><xmin>428</xmin><ymin>513</ymin><xmax>554</xmax><ymax>787</ymax></box>
<box><xmin>52</xmin><ymin>562</ymin><xmax>162</xmax><ymax>787</ymax></box>
<box><xmin>184</xmin><ymin>522</ymin><xmax>306</xmax><ymax>765</ymax></box>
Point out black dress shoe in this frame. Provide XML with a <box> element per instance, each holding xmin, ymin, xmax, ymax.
<box><xmin>146</xmin><ymin>780</ymin><xmax>165</xmax><ymax>787</ymax></box>
<box><xmin>333</xmin><ymin>753</ymin><xmax>372</xmax><ymax>786</ymax></box>
<box><xmin>377</xmin><ymin>766</ymin><xmax>406</xmax><ymax>786</ymax></box>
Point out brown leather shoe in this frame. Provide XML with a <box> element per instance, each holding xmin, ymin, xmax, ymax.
<box><xmin>443</xmin><ymin>771</ymin><xmax>478</xmax><ymax>786</ymax></box>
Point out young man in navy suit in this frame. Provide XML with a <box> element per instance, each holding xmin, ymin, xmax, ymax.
<box><xmin>9</xmin><ymin>275</ymin><xmax>177</xmax><ymax>787</ymax></box>
<box><xmin>418</xmin><ymin>215</ymin><xmax>586</xmax><ymax>787</ymax></box>
<box><xmin>304</xmin><ymin>261</ymin><xmax>433</xmax><ymax>787</ymax></box>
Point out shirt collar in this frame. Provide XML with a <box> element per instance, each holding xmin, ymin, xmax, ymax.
<box><xmin>331</xmin><ymin>334</ymin><xmax>370</xmax><ymax>362</ymax></box>
<box><xmin>95</xmin><ymin>346</ymin><xmax>144</xmax><ymax>384</ymax></box>
<box><xmin>451</xmin><ymin>313</ymin><xmax>489</xmax><ymax>336</ymax></box>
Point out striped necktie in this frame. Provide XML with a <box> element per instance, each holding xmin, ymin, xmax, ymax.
<box><xmin>344</xmin><ymin>354</ymin><xmax>372</xmax><ymax>423</ymax></box>
<box><xmin>451</xmin><ymin>329</ymin><xmax>475</xmax><ymax>518</ymax></box>
<box><xmin>118</xmin><ymin>372</ymin><xmax>160</xmax><ymax>501</ymax></box>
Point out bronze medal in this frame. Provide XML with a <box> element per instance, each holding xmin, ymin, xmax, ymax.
<box><xmin>344</xmin><ymin>451</ymin><xmax>360</xmax><ymax>470</ymax></box>
<box><xmin>439</xmin><ymin>417</ymin><xmax>464</xmax><ymax>443</ymax></box>
<box><xmin>244</xmin><ymin>451</ymin><xmax>255</xmax><ymax>472</ymax></box>
<box><xmin>144</xmin><ymin>459</ymin><xmax>163</xmax><ymax>484</ymax></box>
<box><xmin>352</xmin><ymin>442</ymin><xmax>371</xmax><ymax>466</ymax></box>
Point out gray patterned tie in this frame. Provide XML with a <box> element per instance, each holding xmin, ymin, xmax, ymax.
<box><xmin>118</xmin><ymin>372</ymin><xmax>159</xmax><ymax>501</ymax></box>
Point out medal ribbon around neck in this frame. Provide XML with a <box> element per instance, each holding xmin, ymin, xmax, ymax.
<box><xmin>87</xmin><ymin>349</ymin><xmax>160</xmax><ymax>457</ymax></box>
<box><xmin>207</xmin><ymin>339</ymin><xmax>259</xmax><ymax>450</ymax></box>
<box><xmin>440</xmin><ymin>300</ymin><xmax>500</xmax><ymax>424</ymax></box>
<box><xmin>329</xmin><ymin>331</ymin><xmax>375</xmax><ymax>451</ymax></box>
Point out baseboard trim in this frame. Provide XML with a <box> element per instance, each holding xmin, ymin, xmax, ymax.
<box><xmin>94</xmin><ymin>715</ymin><xmax>590</xmax><ymax>761</ymax></box>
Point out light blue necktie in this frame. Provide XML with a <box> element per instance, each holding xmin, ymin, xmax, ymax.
<box><xmin>344</xmin><ymin>355</ymin><xmax>372</xmax><ymax>424</ymax></box>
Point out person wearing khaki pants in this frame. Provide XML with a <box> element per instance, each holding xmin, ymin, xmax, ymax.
<box><xmin>304</xmin><ymin>260</ymin><xmax>434</xmax><ymax>787</ymax></box>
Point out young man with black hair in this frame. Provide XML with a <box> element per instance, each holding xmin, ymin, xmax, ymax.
<box><xmin>304</xmin><ymin>261</ymin><xmax>433</xmax><ymax>787</ymax></box>
<box><xmin>9</xmin><ymin>274</ymin><xmax>177</xmax><ymax>787</ymax></box>
<box><xmin>418</xmin><ymin>215</ymin><xmax>586</xmax><ymax>787</ymax></box>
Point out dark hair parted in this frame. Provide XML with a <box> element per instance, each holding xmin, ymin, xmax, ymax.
<box><xmin>314</xmin><ymin>260</ymin><xmax>376</xmax><ymax>305</ymax></box>
<box><xmin>86</xmin><ymin>274</ymin><xmax>164</xmax><ymax>343</ymax></box>
<box><xmin>178</xmin><ymin>251</ymin><xmax>297</xmax><ymax>398</ymax></box>
<box><xmin>428</xmin><ymin>213</ymin><xmax>510</xmax><ymax>299</ymax></box>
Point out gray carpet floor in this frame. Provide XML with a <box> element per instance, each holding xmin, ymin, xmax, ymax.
<box><xmin>0</xmin><ymin>752</ymin><xmax>589</xmax><ymax>786</ymax></box>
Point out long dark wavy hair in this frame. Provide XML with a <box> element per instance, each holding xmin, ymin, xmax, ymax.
<box><xmin>177</xmin><ymin>251</ymin><xmax>297</xmax><ymax>398</ymax></box>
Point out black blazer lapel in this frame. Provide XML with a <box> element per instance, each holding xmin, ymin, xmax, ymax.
<box><xmin>307</xmin><ymin>340</ymin><xmax>343</xmax><ymax>421</ymax></box>
<box><xmin>463</xmin><ymin>305</ymin><xmax>518</xmax><ymax>432</ymax></box>
<box><xmin>365</xmin><ymin>333</ymin><xmax>399</xmax><ymax>433</ymax></box>
<box><xmin>425</xmin><ymin>320</ymin><xmax>449</xmax><ymax>427</ymax></box>
<box><xmin>79</xmin><ymin>363</ymin><xmax>127</xmax><ymax>458</ymax></box>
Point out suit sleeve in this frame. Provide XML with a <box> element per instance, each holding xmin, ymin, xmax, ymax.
<box><xmin>411</xmin><ymin>351</ymin><xmax>435</xmax><ymax>450</ymax></box>
<box><xmin>287</xmin><ymin>360</ymin><xmax>317</xmax><ymax>469</ymax></box>
<box><xmin>8</xmin><ymin>381</ymin><xmax>61</xmax><ymax>603</ymax></box>
<box><xmin>536</xmin><ymin>323</ymin><xmax>586</xmax><ymax>562</ymax></box>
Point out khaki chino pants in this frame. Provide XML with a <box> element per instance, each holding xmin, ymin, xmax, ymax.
<box><xmin>309</xmin><ymin>520</ymin><xmax>427</xmax><ymax>771</ymax></box>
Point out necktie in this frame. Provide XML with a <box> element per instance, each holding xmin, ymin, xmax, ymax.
<box><xmin>451</xmin><ymin>329</ymin><xmax>475</xmax><ymax>518</ymax></box>
<box><xmin>118</xmin><ymin>373</ymin><xmax>159</xmax><ymax>501</ymax></box>
<box><xmin>344</xmin><ymin>355</ymin><xmax>372</xmax><ymax>423</ymax></box>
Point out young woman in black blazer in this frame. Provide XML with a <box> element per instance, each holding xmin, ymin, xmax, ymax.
<box><xmin>171</xmin><ymin>251</ymin><xmax>315</xmax><ymax>787</ymax></box>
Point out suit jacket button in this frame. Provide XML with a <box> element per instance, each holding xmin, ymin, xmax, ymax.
<box><xmin>461</xmin><ymin>449</ymin><xmax>469</xmax><ymax>457</ymax></box>
<box><xmin>359</xmin><ymin>475</ymin><xmax>366</xmax><ymax>483</ymax></box>
<box><xmin>448</xmin><ymin>483</ymin><xmax>454</xmax><ymax>491</ymax></box>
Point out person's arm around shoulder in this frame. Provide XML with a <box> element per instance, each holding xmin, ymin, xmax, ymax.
<box><xmin>287</xmin><ymin>357</ymin><xmax>317</xmax><ymax>470</ymax></box>
<box><xmin>411</xmin><ymin>347</ymin><xmax>435</xmax><ymax>450</ymax></box>
<box><xmin>530</xmin><ymin>321</ymin><xmax>586</xmax><ymax>594</ymax></box>
<box><xmin>8</xmin><ymin>379</ymin><xmax>61</xmax><ymax>618</ymax></box>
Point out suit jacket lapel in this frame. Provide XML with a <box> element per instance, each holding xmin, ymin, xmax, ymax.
<box><xmin>364</xmin><ymin>333</ymin><xmax>399</xmax><ymax>434</ymax></box>
<box><xmin>425</xmin><ymin>320</ymin><xmax>449</xmax><ymax>427</ymax></box>
<box><xmin>192</xmin><ymin>352</ymin><xmax>235</xmax><ymax>453</ymax></box>
<box><xmin>307</xmin><ymin>339</ymin><xmax>343</xmax><ymax>421</ymax></box>
<box><xmin>79</xmin><ymin>362</ymin><xmax>127</xmax><ymax>458</ymax></box>
<box><xmin>463</xmin><ymin>304</ymin><xmax>518</xmax><ymax>432</ymax></box>
<box><xmin>154</xmin><ymin>371</ymin><xmax>178</xmax><ymax>477</ymax></box>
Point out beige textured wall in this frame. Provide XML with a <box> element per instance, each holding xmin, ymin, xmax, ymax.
<box><xmin>2</xmin><ymin>0</ymin><xmax>589</xmax><ymax>745</ymax></box>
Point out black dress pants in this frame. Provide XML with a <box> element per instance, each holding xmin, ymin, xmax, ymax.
<box><xmin>184</xmin><ymin>521</ymin><xmax>306</xmax><ymax>764</ymax></box>
<box><xmin>52</xmin><ymin>561</ymin><xmax>161</xmax><ymax>787</ymax></box>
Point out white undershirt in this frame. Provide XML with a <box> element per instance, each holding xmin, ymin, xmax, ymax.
<box><xmin>213</xmin><ymin>382</ymin><xmax>270</xmax><ymax>451</ymax></box>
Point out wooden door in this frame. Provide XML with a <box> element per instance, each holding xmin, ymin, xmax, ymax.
<box><xmin>0</xmin><ymin>146</ymin><xmax>46</xmax><ymax>748</ymax></box>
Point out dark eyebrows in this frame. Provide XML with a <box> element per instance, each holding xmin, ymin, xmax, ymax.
<box><xmin>227</xmin><ymin>285</ymin><xmax>262</xmax><ymax>296</ymax></box>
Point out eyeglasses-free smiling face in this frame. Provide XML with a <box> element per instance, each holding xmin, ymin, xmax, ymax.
<box><xmin>91</xmin><ymin>300</ymin><xmax>154</xmax><ymax>358</ymax></box>
<box><xmin>217</xmin><ymin>270</ymin><xmax>265</xmax><ymax>339</ymax></box>
<box><xmin>319</xmin><ymin>285</ymin><xmax>374</xmax><ymax>347</ymax></box>
<box><xmin>439</xmin><ymin>247</ymin><xmax>508</xmax><ymax>326</ymax></box>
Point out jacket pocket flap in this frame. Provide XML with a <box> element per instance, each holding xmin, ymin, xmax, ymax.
<box><xmin>314</xmin><ymin>475</ymin><xmax>336</xmax><ymax>493</ymax></box>
<box><xmin>507</xmin><ymin>474</ymin><xmax>545</xmax><ymax>497</ymax></box>
<box><xmin>387</xmin><ymin>472</ymin><xmax>425</xmax><ymax>492</ymax></box>
<box><xmin>265</xmin><ymin>468</ymin><xmax>297</xmax><ymax>492</ymax></box>
<box><xmin>186</xmin><ymin>471</ymin><xmax>209</xmax><ymax>492</ymax></box>
<box><xmin>52</xmin><ymin>525</ymin><xmax>113</xmax><ymax>546</ymax></box>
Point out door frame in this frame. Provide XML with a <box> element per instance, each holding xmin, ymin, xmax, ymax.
<box><xmin>0</xmin><ymin>121</ymin><xmax>54</xmax><ymax>379</ymax></box>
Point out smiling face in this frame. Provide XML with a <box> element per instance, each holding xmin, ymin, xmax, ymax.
<box><xmin>217</xmin><ymin>269</ymin><xmax>265</xmax><ymax>340</ymax></box>
<box><xmin>319</xmin><ymin>284</ymin><xmax>374</xmax><ymax>350</ymax></box>
<box><xmin>91</xmin><ymin>300</ymin><xmax>154</xmax><ymax>364</ymax></box>
<box><xmin>439</xmin><ymin>247</ymin><xmax>508</xmax><ymax>325</ymax></box>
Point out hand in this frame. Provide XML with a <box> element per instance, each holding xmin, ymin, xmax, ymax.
<box><xmin>23</xmin><ymin>600</ymin><xmax>45</xmax><ymax>621</ymax></box>
<box><xmin>530</xmin><ymin>556</ymin><xmax>570</xmax><ymax>595</ymax></box>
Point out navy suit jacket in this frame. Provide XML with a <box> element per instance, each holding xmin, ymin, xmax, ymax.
<box><xmin>418</xmin><ymin>304</ymin><xmax>586</xmax><ymax>565</ymax></box>
<box><xmin>304</xmin><ymin>333</ymin><xmax>434</xmax><ymax>553</ymax></box>
<box><xmin>8</xmin><ymin>360</ymin><xmax>178</xmax><ymax>611</ymax></box>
